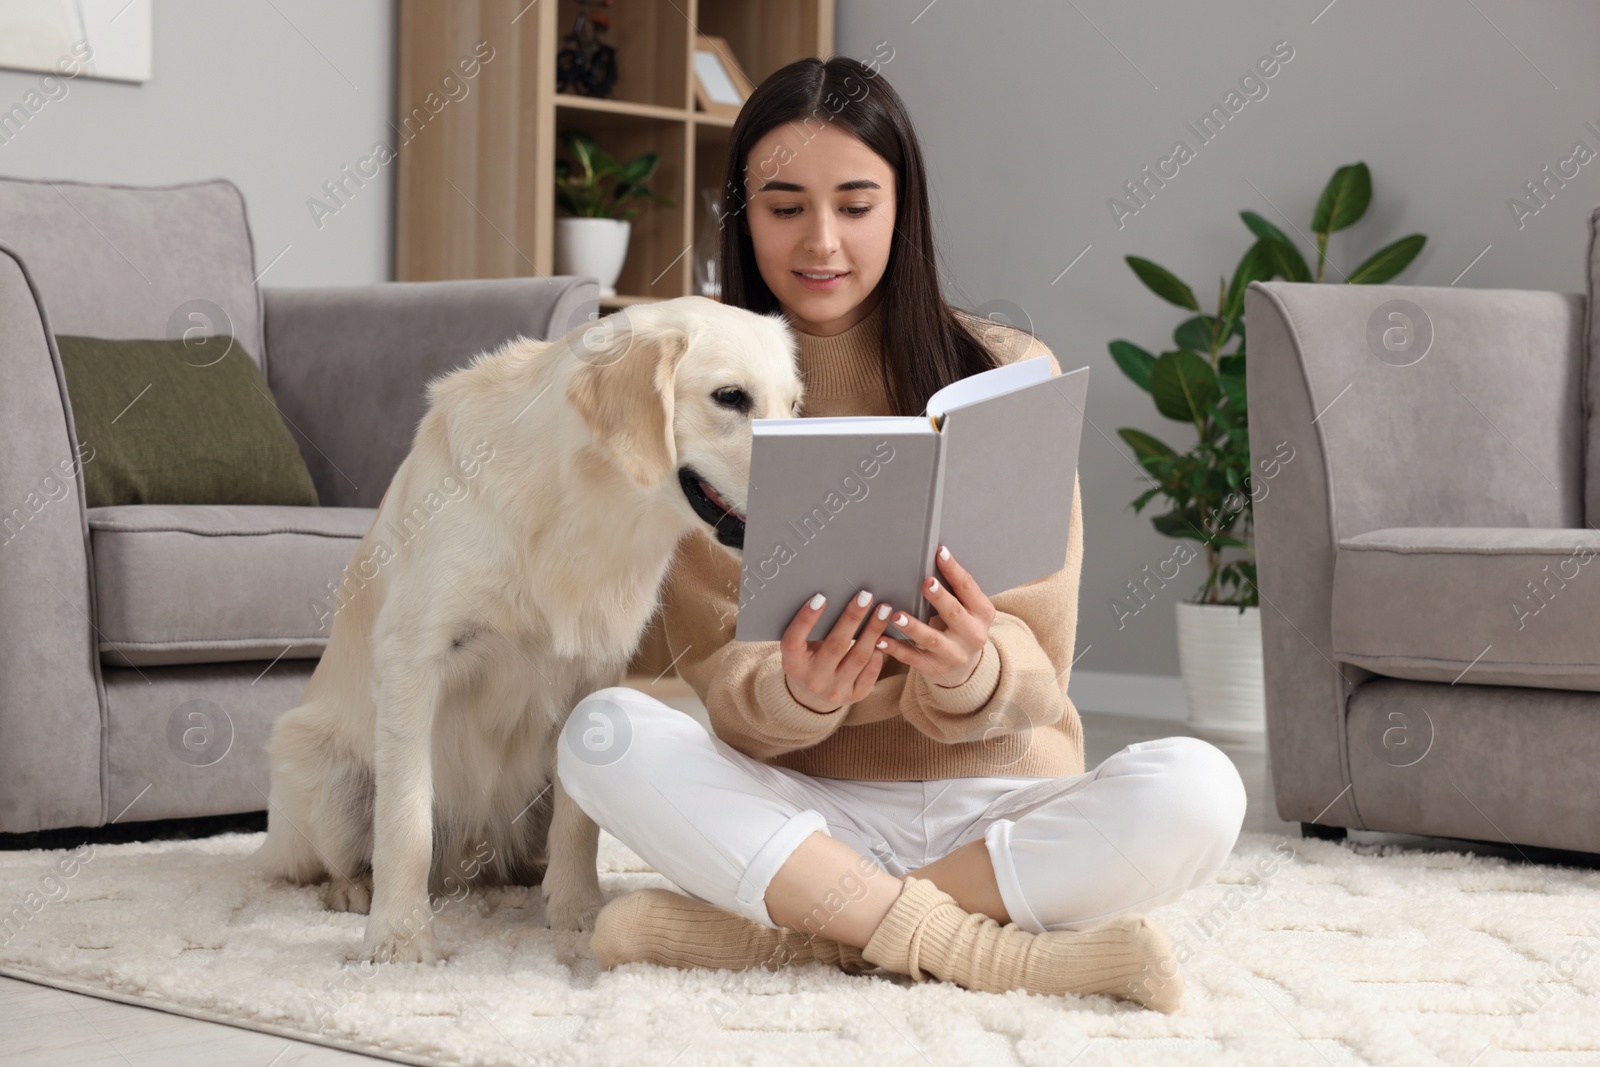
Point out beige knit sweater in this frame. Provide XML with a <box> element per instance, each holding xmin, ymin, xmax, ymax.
<box><xmin>655</xmin><ymin>299</ymin><xmax>1086</xmax><ymax>780</ymax></box>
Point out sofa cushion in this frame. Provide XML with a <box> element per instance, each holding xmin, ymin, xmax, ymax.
<box><xmin>88</xmin><ymin>504</ymin><xmax>373</xmax><ymax>666</ymax></box>
<box><xmin>0</xmin><ymin>175</ymin><xmax>264</xmax><ymax>369</ymax></box>
<box><xmin>56</xmin><ymin>335</ymin><xmax>319</xmax><ymax>508</ymax></box>
<box><xmin>1332</xmin><ymin>527</ymin><xmax>1600</xmax><ymax>691</ymax></box>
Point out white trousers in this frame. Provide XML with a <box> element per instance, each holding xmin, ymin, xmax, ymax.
<box><xmin>557</xmin><ymin>686</ymin><xmax>1247</xmax><ymax>934</ymax></box>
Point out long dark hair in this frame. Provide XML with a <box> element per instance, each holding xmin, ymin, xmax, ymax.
<box><xmin>719</xmin><ymin>56</ymin><xmax>1004</xmax><ymax>417</ymax></box>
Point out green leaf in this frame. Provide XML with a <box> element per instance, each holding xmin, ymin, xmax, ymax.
<box><xmin>562</xmin><ymin>130</ymin><xmax>598</xmax><ymax>176</ymax></box>
<box><xmin>1126</xmin><ymin>256</ymin><xmax>1199</xmax><ymax>311</ymax></box>
<box><xmin>1222</xmin><ymin>239</ymin><xmax>1280</xmax><ymax>324</ymax></box>
<box><xmin>619</xmin><ymin>152</ymin><xmax>659</xmax><ymax>185</ymax></box>
<box><xmin>1259</xmin><ymin>234</ymin><xmax>1312</xmax><ymax>283</ymax></box>
<box><xmin>1210</xmin><ymin>399</ymin><xmax>1244</xmax><ymax>435</ymax></box>
<box><xmin>1150</xmin><ymin>349</ymin><xmax>1219</xmax><ymax>424</ymax></box>
<box><xmin>1240</xmin><ymin>209</ymin><xmax>1294</xmax><ymax>247</ymax></box>
<box><xmin>1218</xmin><ymin>352</ymin><xmax>1246</xmax><ymax>379</ymax></box>
<box><xmin>1174</xmin><ymin>315</ymin><xmax>1228</xmax><ymax>353</ymax></box>
<box><xmin>1132</xmin><ymin>485</ymin><xmax>1162</xmax><ymax>511</ymax></box>
<box><xmin>1311</xmin><ymin>162</ymin><xmax>1372</xmax><ymax>234</ymax></box>
<box><xmin>1118</xmin><ymin>428</ymin><xmax>1177</xmax><ymax>461</ymax></box>
<box><xmin>1347</xmin><ymin>234</ymin><xmax>1426</xmax><ymax>284</ymax></box>
<box><xmin>1152</xmin><ymin>508</ymin><xmax>1206</xmax><ymax>540</ymax></box>
<box><xmin>1108</xmin><ymin>340</ymin><xmax>1157</xmax><ymax>393</ymax></box>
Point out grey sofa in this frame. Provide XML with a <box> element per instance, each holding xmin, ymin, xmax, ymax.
<box><xmin>0</xmin><ymin>175</ymin><xmax>598</xmax><ymax>835</ymax></box>
<box><xmin>1244</xmin><ymin>204</ymin><xmax>1600</xmax><ymax>856</ymax></box>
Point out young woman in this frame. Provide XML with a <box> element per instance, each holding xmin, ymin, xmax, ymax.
<box><xmin>556</xmin><ymin>55</ymin><xmax>1246</xmax><ymax>1012</ymax></box>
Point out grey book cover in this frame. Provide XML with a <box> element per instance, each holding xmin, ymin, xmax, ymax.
<box><xmin>734</xmin><ymin>358</ymin><xmax>1088</xmax><ymax>644</ymax></box>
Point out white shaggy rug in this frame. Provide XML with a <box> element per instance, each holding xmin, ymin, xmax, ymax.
<box><xmin>2</xmin><ymin>827</ymin><xmax>1598</xmax><ymax>1067</ymax></box>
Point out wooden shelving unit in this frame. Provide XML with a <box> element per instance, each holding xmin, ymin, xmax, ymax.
<box><xmin>395</xmin><ymin>0</ymin><xmax>836</xmax><ymax>309</ymax></box>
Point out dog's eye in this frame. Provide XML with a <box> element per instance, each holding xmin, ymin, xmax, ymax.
<box><xmin>713</xmin><ymin>387</ymin><xmax>752</xmax><ymax>413</ymax></box>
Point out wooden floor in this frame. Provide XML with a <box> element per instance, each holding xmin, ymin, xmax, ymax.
<box><xmin>0</xmin><ymin>679</ymin><xmax>1365</xmax><ymax>1065</ymax></box>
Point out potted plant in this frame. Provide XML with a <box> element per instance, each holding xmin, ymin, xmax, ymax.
<box><xmin>553</xmin><ymin>129</ymin><xmax>675</xmax><ymax>297</ymax></box>
<box><xmin>1110</xmin><ymin>162</ymin><xmax>1427</xmax><ymax>741</ymax></box>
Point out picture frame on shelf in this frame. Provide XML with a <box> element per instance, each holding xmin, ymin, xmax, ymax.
<box><xmin>692</xmin><ymin>35</ymin><xmax>754</xmax><ymax>120</ymax></box>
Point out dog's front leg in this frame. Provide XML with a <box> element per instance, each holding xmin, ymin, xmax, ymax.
<box><xmin>541</xmin><ymin>773</ymin><xmax>604</xmax><ymax>931</ymax></box>
<box><xmin>362</xmin><ymin>652</ymin><xmax>444</xmax><ymax>964</ymax></box>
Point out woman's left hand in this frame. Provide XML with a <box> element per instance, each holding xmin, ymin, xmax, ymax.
<box><xmin>878</xmin><ymin>545</ymin><xmax>996</xmax><ymax>687</ymax></box>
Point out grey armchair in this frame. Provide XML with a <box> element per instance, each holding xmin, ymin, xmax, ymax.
<box><xmin>0</xmin><ymin>175</ymin><xmax>598</xmax><ymax>834</ymax></box>
<box><xmin>1244</xmin><ymin>204</ymin><xmax>1600</xmax><ymax>856</ymax></box>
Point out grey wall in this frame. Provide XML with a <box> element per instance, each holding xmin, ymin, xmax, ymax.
<box><xmin>836</xmin><ymin>0</ymin><xmax>1600</xmax><ymax>678</ymax></box>
<box><xmin>0</xmin><ymin>0</ymin><xmax>394</xmax><ymax>287</ymax></box>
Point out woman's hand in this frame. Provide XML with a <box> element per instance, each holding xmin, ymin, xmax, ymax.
<box><xmin>879</xmin><ymin>545</ymin><xmax>996</xmax><ymax>687</ymax></box>
<box><xmin>781</xmin><ymin>588</ymin><xmax>898</xmax><ymax>713</ymax></box>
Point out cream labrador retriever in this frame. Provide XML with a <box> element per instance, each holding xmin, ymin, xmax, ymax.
<box><xmin>254</xmin><ymin>295</ymin><xmax>800</xmax><ymax>964</ymax></box>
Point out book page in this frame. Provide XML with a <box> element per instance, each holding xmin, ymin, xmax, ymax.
<box><xmin>925</xmin><ymin>354</ymin><xmax>1053</xmax><ymax>425</ymax></box>
<box><xmin>752</xmin><ymin>416</ymin><xmax>931</xmax><ymax>436</ymax></box>
<box><xmin>932</xmin><ymin>365</ymin><xmax>1088</xmax><ymax>599</ymax></box>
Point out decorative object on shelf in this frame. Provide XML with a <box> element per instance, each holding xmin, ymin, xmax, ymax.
<box><xmin>1109</xmin><ymin>161</ymin><xmax>1426</xmax><ymax>740</ymax></box>
<box><xmin>692</xmin><ymin>35</ymin><xmax>754</xmax><ymax>119</ymax></box>
<box><xmin>693</xmin><ymin>190</ymin><xmax>724</xmax><ymax>299</ymax></box>
<box><xmin>555</xmin><ymin>0</ymin><xmax>618</xmax><ymax>99</ymax></box>
<box><xmin>553</xmin><ymin>129</ymin><xmax>675</xmax><ymax>297</ymax></box>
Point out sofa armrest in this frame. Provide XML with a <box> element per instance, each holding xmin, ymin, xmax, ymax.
<box><xmin>263</xmin><ymin>276</ymin><xmax>599</xmax><ymax>508</ymax></box>
<box><xmin>1247</xmin><ymin>279</ymin><xmax>1586</xmax><ymax>538</ymax></box>
<box><xmin>1244</xmin><ymin>278</ymin><xmax>1586</xmax><ymax>831</ymax></box>
<box><xmin>1243</xmin><ymin>281</ymin><xmax>1364</xmax><ymax>830</ymax></box>
<box><xmin>0</xmin><ymin>242</ymin><xmax>108</xmax><ymax>833</ymax></box>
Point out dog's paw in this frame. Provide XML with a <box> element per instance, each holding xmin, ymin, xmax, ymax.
<box><xmin>360</xmin><ymin>923</ymin><xmax>443</xmax><ymax>965</ymax></box>
<box><xmin>543</xmin><ymin>885</ymin><xmax>604</xmax><ymax>932</ymax></box>
<box><xmin>323</xmin><ymin>875</ymin><xmax>373</xmax><ymax>914</ymax></box>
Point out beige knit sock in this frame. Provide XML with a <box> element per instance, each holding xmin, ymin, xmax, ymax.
<box><xmin>590</xmin><ymin>887</ymin><xmax>874</xmax><ymax>975</ymax></box>
<box><xmin>861</xmin><ymin>876</ymin><xmax>1185</xmax><ymax>1012</ymax></box>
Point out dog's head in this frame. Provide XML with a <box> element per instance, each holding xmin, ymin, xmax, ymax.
<box><xmin>564</xmin><ymin>295</ymin><xmax>801</xmax><ymax>554</ymax></box>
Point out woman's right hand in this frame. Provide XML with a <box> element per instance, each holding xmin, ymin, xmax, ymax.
<box><xmin>780</xmin><ymin>589</ymin><xmax>897</xmax><ymax>713</ymax></box>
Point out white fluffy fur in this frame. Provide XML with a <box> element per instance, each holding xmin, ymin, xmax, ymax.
<box><xmin>253</xmin><ymin>295</ymin><xmax>801</xmax><ymax>964</ymax></box>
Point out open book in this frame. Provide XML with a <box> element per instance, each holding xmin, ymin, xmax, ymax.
<box><xmin>733</xmin><ymin>355</ymin><xmax>1089</xmax><ymax>643</ymax></box>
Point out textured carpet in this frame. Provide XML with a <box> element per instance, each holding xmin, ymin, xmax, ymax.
<box><xmin>1</xmin><ymin>826</ymin><xmax>1598</xmax><ymax>1066</ymax></box>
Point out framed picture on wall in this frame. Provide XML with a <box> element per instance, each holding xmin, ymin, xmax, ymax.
<box><xmin>0</xmin><ymin>0</ymin><xmax>152</xmax><ymax>83</ymax></box>
<box><xmin>692</xmin><ymin>36</ymin><xmax>754</xmax><ymax>120</ymax></box>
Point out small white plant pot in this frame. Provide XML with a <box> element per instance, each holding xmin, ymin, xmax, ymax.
<box><xmin>555</xmin><ymin>217</ymin><xmax>631</xmax><ymax>297</ymax></box>
<box><xmin>1175</xmin><ymin>601</ymin><xmax>1266</xmax><ymax>744</ymax></box>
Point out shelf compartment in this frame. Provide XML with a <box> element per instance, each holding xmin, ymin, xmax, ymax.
<box><xmin>554</xmin><ymin>107</ymin><xmax>690</xmax><ymax>301</ymax></box>
<box><xmin>555</xmin><ymin>0</ymin><xmax>688</xmax><ymax>111</ymax></box>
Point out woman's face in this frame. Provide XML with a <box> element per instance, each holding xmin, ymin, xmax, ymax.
<box><xmin>742</xmin><ymin>122</ymin><xmax>896</xmax><ymax>336</ymax></box>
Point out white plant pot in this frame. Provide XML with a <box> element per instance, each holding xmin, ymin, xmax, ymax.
<box><xmin>1175</xmin><ymin>601</ymin><xmax>1265</xmax><ymax>744</ymax></box>
<box><xmin>554</xmin><ymin>217</ymin><xmax>631</xmax><ymax>297</ymax></box>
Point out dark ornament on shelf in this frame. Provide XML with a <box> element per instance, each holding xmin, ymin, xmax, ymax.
<box><xmin>556</xmin><ymin>0</ymin><xmax>619</xmax><ymax>99</ymax></box>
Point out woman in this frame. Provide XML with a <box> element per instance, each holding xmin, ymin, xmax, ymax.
<box><xmin>556</xmin><ymin>55</ymin><xmax>1246</xmax><ymax>1013</ymax></box>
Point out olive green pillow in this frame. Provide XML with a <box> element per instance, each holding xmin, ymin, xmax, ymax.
<box><xmin>55</xmin><ymin>335</ymin><xmax>320</xmax><ymax>508</ymax></box>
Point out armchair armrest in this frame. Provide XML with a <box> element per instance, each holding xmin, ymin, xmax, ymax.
<box><xmin>263</xmin><ymin>276</ymin><xmax>598</xmax><ymax>508</ymax></box>
<box><xmin>0</xmin><ymin>243</ymin><xmax>107</xmax><ymax>832</ymax></box>
<box><xmin>1243</xmin><ymin>278</ymin><xmax>1587</xmax><ymax>831</ymax></box>
<box><xmin>1248</xmin><ymin>279</ymin><xmax>1586</xmax><ymax>539</ymax></box>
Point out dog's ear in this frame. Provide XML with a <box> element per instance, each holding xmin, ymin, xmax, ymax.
<box><xmin>565</xmin><ymin>313</ymin><xmax>690</xmax><ymax>489</ymax></box>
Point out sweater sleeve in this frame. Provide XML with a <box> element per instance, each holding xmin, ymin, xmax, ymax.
<box><xmin>658</xmin><ymin>530</ymin><xmax>854</xmax><ymax>761</ymax></box>
<box><xmin>898</xmin><ymin>471</ymin><xmax>1083</xmax><ymax>744</ymax></box>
